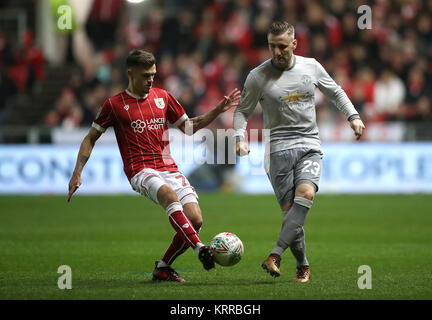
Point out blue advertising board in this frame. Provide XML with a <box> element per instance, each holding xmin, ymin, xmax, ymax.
<box><xmin>0</xmin><ymin>143</ymin><xmax>431</xmax><ymax>194</ymax></box>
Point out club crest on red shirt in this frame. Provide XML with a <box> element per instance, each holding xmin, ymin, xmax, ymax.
<box><xmin>154</xmin><ymin>98</ymin><xmax>165</xmax><ymax>109</ymax></box>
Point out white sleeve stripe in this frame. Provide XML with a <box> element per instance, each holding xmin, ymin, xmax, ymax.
<box><xmin>173</xmin><ymin>114</ymin><xmax>188</xmax><ymax>127</ymax></box>
<box><xmin>92</xmin><ymin>122</ymin><xmax>106</xmax><ymax>133</ymax></box>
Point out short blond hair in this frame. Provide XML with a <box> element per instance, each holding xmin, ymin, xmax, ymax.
<box><xmin>268</xmin><ymin>21</ymin><xmax>295</xmax><ymax>38</ymax></box>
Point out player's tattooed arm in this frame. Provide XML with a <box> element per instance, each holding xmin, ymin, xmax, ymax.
<box><xmin>77</xmin><ymin>154</ymin><xmax>90</xmax><ymax>170</ymax></box>
<box><xmin>67</xmin><ymin>127</ymin><xmax>102</xmax><ymax>202</ymax></box>
<box><xmin>182</xmin><ymin>112</ymin><xmax>218</xmax><ymax>135</ymax></box>
<box><xmin>73</xmin><ymin>128</ymin><xmax>101</xmax><ymax>173</ymax></box>
<box><xmin>179</xmin><ymin>88</ymin><xmax>241</xmax><ymax>135</ymax></box>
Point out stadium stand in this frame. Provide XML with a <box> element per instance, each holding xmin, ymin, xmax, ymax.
<box><xmin>0</xmin><ymin>0</ymin><xmax>431</xmax><ymax>143</ymax></box>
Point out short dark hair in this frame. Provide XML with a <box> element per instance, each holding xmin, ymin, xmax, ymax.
<box><xmin>126</xmin><ymin>49</ymin><xmax>156</xmax><ymax>69</ymax></box>
<box><xmin>268</xmin><ymin>21</ymin><xmax>295</xmax><ymax>37</ymax></box>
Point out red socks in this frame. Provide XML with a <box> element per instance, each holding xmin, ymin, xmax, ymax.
<box><xmin>161</xmin><ymin>233</ymin><xmax>189</xmax><ymax>265</ymax></box>
<box><xmin>165</xmin><ymin>202</ymin><xmax>202</xmax><ymax>250</ymax></box>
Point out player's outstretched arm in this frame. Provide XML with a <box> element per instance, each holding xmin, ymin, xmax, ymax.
<box><xmin>67</xmin><ymin>127</ymin><xmax>102</xmax><ymax>202</ymax></box>
<box><xmin>350</xmin><ymin>118</ymin><xmax>365</xmax><ymax>140</ymax></box>
<box><xmin>178</xmin><ymin>88</ymin><xmax>241</xmax><ymax>135</ymax></box>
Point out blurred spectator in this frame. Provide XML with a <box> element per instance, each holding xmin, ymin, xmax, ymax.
<box><xmin>416</xmin><ymin>13</ymin><xmax>432</xmax><ymax>57</ymax></box>
<box><xmin>305</xmin><ymin>1</ymin><xmax>327</xmax><ymax>36</ymax></box>
<box><xmin>194</xmin><ymin>4</ymin><xmax>221</xmax><ymax>62</ymax></box>
<box><xmin>0</xmin><ymin>66</ymin><xmax>17</xmax><ymax>125</ymax></box>
<box><xmin>85</xmin><ymin>0</ymin><xmax>125</xmax><ymax>51</ymax></box>
<box><xmin>251</xmin><ymin>12</ymin><xmax>273</xmax><ymax>48</ymax></box>
<box><xmin>142</xmin><ymin>6</ymin><xmax>164</xmax><ymax>52</ymax></box>
<box><xmin>7</xmin><ymin>30</ymin><xmax>44</xmax><ymax>93</ymax></box>
<box><xmin>81</xmin><ymin>82</ymin><xmax>109</xmax><ymax>125</ymax></box>
<box><xmin>340</xmin><ymin>12</ymin><xmax>359</xmax><ymax>45</ymax></box>
<box><xmin>68</xmin><ymin>68</ymin><xmax>86</xmax><ymax>106</ymax></box>
<box><xmin>410</xmin><ymin>96</ymin><xmax>432</xmax><ymax>122</ymax></box>
<box><xmin>177</xmin><ymin>86</ymin><xmax>197</xmax><ymax>118</ymax></box>
<box><xmin>159</xmin><ymin>8</ymin><xmax>196</xmax><ymax>56</ymax></box>
<box><xmin>372</xmin><ymin>68</ymin><xmax>406</xmax><ymax>122</ymax></box>
<box><xmin>409</xmin><ymin>95</ymin><xmax>432</xmax><ymax>141</ymax></box>
<box><xmin>404</xmin><ymin>66</ymin><xmax>432</xmax><ymax>105</ymax></box>
<box><xmin>196</xmin><ymin>84</ymin><xmax>223</xmax><ymax>129</ymax></box>
<box><xmin>354</xmin><ymin>67</ymin><xmax>376</xmax><ymax>103</ymax></box>
<box><xmin>0</xmin><ymin>31</ymin><xmax>13</xmax><ymax>68</ymax></box>
<box><xmin>327</xmin><ymin>0</ymin><xmax>349</xmax><ymax>22</ymax></box>
<box><xmin>349</xmin><ymin>43</ymin><xmax>369</xmax><ymax>74</ymax></box>
<box><xmin>220</xmin><ymin>5</ymin><xmax>253</xmax><ymax>53</ymax></box>
<box><xmin>44</xmin><ymin>88</ymin><xmax>82</xmax><ymax>129</ymax></box>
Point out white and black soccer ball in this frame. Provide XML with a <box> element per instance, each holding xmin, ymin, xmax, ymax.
<box><xmin>210</xmin><ymin>232</ymin><xmax>244</xmax><ymax>267</ymax></box>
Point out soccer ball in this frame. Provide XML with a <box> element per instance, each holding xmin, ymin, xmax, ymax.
<box><xmin>210</xmin><ymin>232</ymin><xmax>244</xmax><ymax>267</ymax></box>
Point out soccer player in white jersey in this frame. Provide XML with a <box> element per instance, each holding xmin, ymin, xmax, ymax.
<box><xmin>67</xmin><ymin>49</ymin><xmax>241</xmax><ymax>282</ymax></box>
<box><xmin>233</xmin><ymin>21</ymin><xmax>365</xmax><ymax>282</ymax></box>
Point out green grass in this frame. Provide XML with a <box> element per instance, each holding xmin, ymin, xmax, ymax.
<box><xmin>0</xmin><ymin>194</ymin><xmax>431</xmax><ymax>300</ymax></box>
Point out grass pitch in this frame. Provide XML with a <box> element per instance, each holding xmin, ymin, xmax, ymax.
<box><xmin>0</xmin><ymin>193</ymin><xmax>431</xmax><ymax>300</ymax></box>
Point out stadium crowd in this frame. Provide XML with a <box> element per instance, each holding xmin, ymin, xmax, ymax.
<box><xmin>0</xmin><ymin>27</ymin><xmax>44</xmax><ymax>125</ymax></box>
<box><xmin>1</xmin><ymin>0</ymin><xmax>432</xmax><ymax>131</ymax></box>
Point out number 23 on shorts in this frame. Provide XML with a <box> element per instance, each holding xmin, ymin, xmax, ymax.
<box><xmin>301</xmin><ymin>160</ymin><xmax>320</xmax><ymax>176</ymax></box>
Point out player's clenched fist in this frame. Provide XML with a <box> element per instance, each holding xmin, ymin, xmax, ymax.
<box><xmin>235</xmin><ymin>141</ymin><xmax>250</xmax><ymax>156</ymax></box>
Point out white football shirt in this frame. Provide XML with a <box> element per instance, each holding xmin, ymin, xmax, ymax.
<box><xmin>233</xmin><ymin>55</ymin><xmax>359</xmax><ymax>153</ymax></box>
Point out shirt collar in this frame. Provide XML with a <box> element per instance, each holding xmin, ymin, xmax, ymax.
<box><xmin>125</xmin><ymin>89</ymin><xmax>148</xmax><ymax>100</ymax></box>
<box><xmin>271</xmin><ymin>55</ymin><xmax>296</xmax><ymax>71</ymax></box>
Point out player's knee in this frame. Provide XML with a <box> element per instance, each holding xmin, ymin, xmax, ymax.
<box><xmin>193</xmin><ymin>210</ymin><xmax>203</xmax><ymax>229</ymax></box>
<box><xmin>158</xmin><ymin>185</ymin><xmax>179</xmax><ymax>208</ymax></box>
<box><xmin>183</xmin><ymin>203</ymin><xmax>203</xmax><ymax>230</ymax></box>
<box><xmin>281</xmin><ymin>202</ymin><xmax>293</xmax><ymax>212</ymax></box>
<box><xmin>301</xmin><ymin>190</ymin><xmax>315</xmax><ymax>201</ymax></box>
<box><xmin>188</xmin><ymin>210</ymin><xmax>203</xmax><ymax>230</ymax></box>
<box><xmin>295</xmin><ymin>184</ymin><xmax>315</xmax><ymax>201</ymax></box>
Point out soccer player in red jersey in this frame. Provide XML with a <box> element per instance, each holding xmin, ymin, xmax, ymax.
<box><xmin>67</xmin><ymin>49</ymin><xmax>241</xmax><ymax>282</ymax></box>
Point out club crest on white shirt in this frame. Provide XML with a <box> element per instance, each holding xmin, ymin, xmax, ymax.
<box><xmin>154</xmin><ymin>98</ymin><xmax>165</xmax><ymax>109</ymax></box>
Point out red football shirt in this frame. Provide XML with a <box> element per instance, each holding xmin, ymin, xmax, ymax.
<box><xmin>92</xmin><ymin>88</ymin><xmax>188</xmax><ymax>181</ymax></box>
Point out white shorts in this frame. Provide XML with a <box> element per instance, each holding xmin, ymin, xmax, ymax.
<box><xmin>130</xmin><ymin>168</ymin><xmax>198</xmax><ymax>206</ymax></box>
